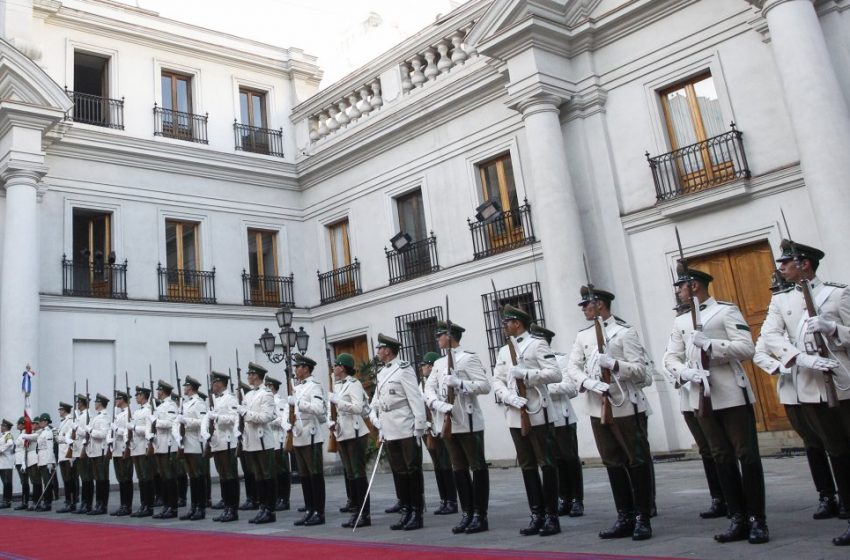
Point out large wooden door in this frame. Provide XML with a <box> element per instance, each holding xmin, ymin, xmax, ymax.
<box><xmin>332</xmin><ymin>336</ymin><xmax>370</xmax><ymax>368</ymax></box>
<box><xmin>689</xmin><ymin>241</ymin><xmax>790</xmax><ymax>432</ymax></box>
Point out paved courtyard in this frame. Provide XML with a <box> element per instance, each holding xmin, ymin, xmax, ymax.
<box><xmin>2</xmin><ymin>455</ymin><xmax>847</xmax><ymax>559</ymax></box>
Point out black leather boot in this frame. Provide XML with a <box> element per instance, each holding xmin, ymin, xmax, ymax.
<box><xmin>390</xmin><ymin>507</ymin><xmax>412</xmax><ymax>530</ymax></box>
<box><xmin>452</xmin><ymin>512</ymin><xmax>472</xmax><ymax>534</ymax></box>
<box><xmin>748</xmin><ymin>515</ymin><xmax>769</xmax><ymax>544</ymax></box>
<box><xmin>569</xmin><ymin>499</ymin><xmax>584</xmax><ymax>517</ymax></box>
<box><xmin>599</xmin><ymin>511</ymin><xmax>635</xmax><ymax>539</ymax></box>
<box><xmin>633</xmin><ymin>513</ymin><xmax>652</xmax><ymax>540</ymax></box>
<box><xmin>814</xmin><ymin>495</ymin><xmax>838</xmax><ymax>520</ymax></box>
<box><xmin>699</xmin><ymin>497</ymin><xmax>727</xmax><ymax>519</ymax></box>
<box><xmin>833</xmin><ymin>523</ymin><xmax>850</xmax><ymax>546</ymax></box>
<box><xmin>539</xmin><ymin>514</ymin><xmax>560</xmax><ymax>537</ymax></box>
<box><xmin>402</xmin><ymin>509</ymin><xmax>424</xmax><ymax>531</ymax></box>
<box><xmin>465</xmin><ymin>512</ymin><xmax>489</xmax><ymax>534</ymax></box>
<box><xmin>520</xmin><ymin>512</ymin><xmax>544</xmax><ymax>536</ymax></box>
<box><xmin>714</xmin><ymin>513</ymin><xmax>749</xmax><ymax>543</ymax></box>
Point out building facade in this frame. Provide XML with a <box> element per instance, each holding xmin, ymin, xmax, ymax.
<box><xmin>2</xmin><ymin>0</ymin><xmax>850</xmax><ymax>472</ymax></box>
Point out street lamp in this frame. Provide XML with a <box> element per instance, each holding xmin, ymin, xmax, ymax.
<box><xmin>259</xmin><ymin>307</ymin><xmax>309</xmax><ymax>369</ymax></box>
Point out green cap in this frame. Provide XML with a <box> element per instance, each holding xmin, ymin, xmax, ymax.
<box><xmin>502</xmin><ymin>304</ymin><xmax>531</xmax><ymax>324</ymax></box>
<box><xmin>421</xmin><ymin>352</ymin><xmax>441</xmax><ymax>365</ymax></box>
<box><xmin>265</xmin><ymin>376</ymin><xmax>282</xmax><ymax>389</ymax></box>
<box><xmin>156</xmin><ymin>380</ymin><xmax>174</xmax><ymax>393</ymax></box>
<box><xmin>674</xmin><ymin>262</ymin><xmax>713</xmax><ymax>286</ymax></box>
<box><xmin>38</xmin><ymin>413</ymin><xmax>52</xmax><ymax>424</ymax></box>
<box><xmin>211</xmin><ymin>371</ymin><xmax>230</xmax><ymax>384</ymax></box>
<box><xmin>334</xmin><ymin>353</ymin><xmax>355</xmax><ymax>369</ymax></box>
<box><xmin>58</xmin><ymin>402</ymin><xmax>73</xmax><ymax>412</ymax></box>
<box><xmin>182</xmin><ymin>375</ymin><xmax>201</xmax><ymax>389</ymax></box>
<box><xmin>247</xmin><ymin>362</ymin><xmax>268</xmax><ymax>377</ymax></box>
<box><xmin>578</xmin><ymin>286</ymin><xmax>615</xmax><ymax>306</ymax></box>
<box><xmin>435</xmin><ymin>320</ymin><xmax>465</xmax><ymax>339</ymax></box>
<box><xmin>95</xmin><ymin>393</ymin><xmax>110</xmax><ymax>406</ymax></box>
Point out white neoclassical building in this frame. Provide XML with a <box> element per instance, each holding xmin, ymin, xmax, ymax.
<box><xmin>2</xmin><ymin>0</ymin><xmax>850</xmax><ymax>473</ymax></box>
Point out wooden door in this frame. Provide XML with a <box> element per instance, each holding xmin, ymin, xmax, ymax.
<box><xmin>332</xmin><ymin>336</ymin><xmax>370</xmax><ymax>368</ymax></box>
<box><xmin>689</xmin><ymin>241</ymin><xmax>790</xmax><ymax>432</ymax></box>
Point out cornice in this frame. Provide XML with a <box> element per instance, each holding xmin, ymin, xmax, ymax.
<box><xmin>48</xmin><ymin>127</ymin><xmax>299</xmax><ymax>190</ymax></box>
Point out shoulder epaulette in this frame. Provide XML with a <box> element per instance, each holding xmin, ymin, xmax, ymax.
<box><xmin>774</xmin><ymin>286</ymin><xmax>795</xmax><ymax>295</ymax></box>
<box><xmin>615</xmin><ymin>318</ymin><xmax>629</xmax><ymax>326</ymax></box>
<box><xmin>717</xmin><ymin>301</ymin><xmax>734</xmax><ymax>306</ymax></box>
<box><xmin>825</xmin><ymin>281</ymin><xmax>848</xmax><ymax>288</ymax></box>
<box><xmin>399</xmin><ymin>361</ymin><xmax>410</xmax><ymax>368</ymax></box>
<box><xmin>531</xmin><ymin>334</ymin><xmax>546</xmax><ymax>340</ymax></box>
<box><xmin>579</xmin><ymin>324</ymin><xmax>594</xmax><ymax>332</ymax></box>
<box><xmin>463</xmin><ymin>350</ymin><xmax>475</xmax><ymax>355</ymax></box>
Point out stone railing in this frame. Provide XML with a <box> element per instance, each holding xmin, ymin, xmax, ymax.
<box><xmin>399</xmin><ymin>26</ymin><xmax>476</xmax><ymax>95</ymax></box>
<box><xmin>309</xmin><ymin>80</ymin><xmax>384</xmax><ymax>142</ymax></box>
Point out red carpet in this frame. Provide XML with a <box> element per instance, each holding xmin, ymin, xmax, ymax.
<box><xmin>0</xmin><ymin>517</ymin><xmax>677</xmax><ymax>560</ymax></box>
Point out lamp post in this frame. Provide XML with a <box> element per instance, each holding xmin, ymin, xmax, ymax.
<box><xmin>258</xmin><ymin>306</ymin><xmax>309</xmax><ymax>378</ymax></box>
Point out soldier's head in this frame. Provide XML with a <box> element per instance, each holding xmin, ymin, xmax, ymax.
<box><xmin>58</xmin><ymin>402</ymin><xmax>72</xmax><ymax>418</ymax></box>
<box><xmin>38</xmin><ymin>413</ymin><xmax>51</xmax><ymax>427</ymax></box>
<box><xmin>135</xmin><ymin>386</ymin><xmax>151</xmax><ymax>405</ymax></box>
<box><xmin>501</xmin><ymin>305</ymin><xmax>531</xmax><ymax>336</ymax></box>
<box><xmin>76</xmin><ymin>394</ymin><xmax>89</xmax><ymax>411</ymax></box>
<box><xmin>578</xmin><ymin>287</ymin><xmax>615</xmax><ymax>320</ymax></box>
<box><xmin>156</xmin><ymin>380</ymin><xmax>173</xmax><ymax>401</ymax></box>
<box><xmin>776</xmin><ymin>239</ymin><xmax>823</xmax><ymax>283</ymax></box>
<box><xmin>375</xmin><ymin>334</ymin><xmax>402</xmax><ymax>363</ymax></box>
<box><xmin>293</xmin><ymin>355</ymin><xmax>316</xmax><ymax>382</ymax></box>
<box><xmin>264</xmin><ymin>376</ymin><xmax>282</xmax><ymax>394</ymax></box>
<box><xmin>115</xmin><ymin>391</ymin><xmax>129</xmax><ymax>408</ymax></box>
<box><xmin>333</xmin><ymin>353</ymin><xmax>355</xmax><ymax>381</ymax></box>
<box><xmin>674</xmin><ymin>264</ymin><xmax>712</xmax><ymax>302</ymax></box>
<box><xmin>435</xmin><ymin>321</ymin><xmax>464</xmax><ymax>350</ymax></box>
<box><xmin>16</xmin><ymin>417</ymin><xmax>25</xmax><ymax>431</ymax></box>
<box><xmin>246</xmin><ymin>362</ymin><xmax>268</xmax><ymax>387</ymax></box>
<box><xmin>182</xmin><ymin>375</ymin><xmax>201</xmax><ymax>397</ymax></box>
<box><xmin>210</xmin><ymin>372</ymin><xmax>230</xmax><ymax>395</ymax></box>
<box><xmin>419</xmin><ymin>352</ymin><xmax>440</xmax><ymax>378</ymax></box>
<box><xmin>0</xmin><ymin>419</ymin><xmax>11</xmax><ymax>432</ymax></box>
<box><xmin>94</xmin><ymin>393</ymin><xmax>109</xmax><ymax>412</ymax></box>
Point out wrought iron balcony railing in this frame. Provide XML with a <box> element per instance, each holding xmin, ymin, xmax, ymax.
<box><xmin>234</xmin><ymin>121</ymin><xmax>284</xmax><ymax>157</ymax></box>
<box><xmin>242</xmin><ymin>271</ymin><xmax>294</xmax><ymax>307</ymax></box>
<box><xmin>468</xmin><ymin>201</ymin><xmax>536</xmax><ymax>260</ymax></box>
<box><xmin>385</xmin><ymin>234</ymin><xmax>440</xmax><ymax>285</ymax></box>
<box><xmin>65</xmin><ymin>88</ymin><xmax>124</xmax><ymax>129</ymax></box>
<box><xmin>62</xmin><ymin>255</ymin><xmax>128</xmax><ymax>298</ymax></box>
<box><xmin>647</xmin><ymin>123</ymin><xmax>750</xmax><ymax>202</ymax></box>
<box><xmin>157</xmin><ymin>265</ymin><xmax>216</xmax><ymax>304</ymax></box>
<box><xmin>153</xmin><ymin>104</ymin><xmax>209</xmax><ymax>144</ymax></box>
<box><xmin>318</xmin><ymin>259</ymin><xmax>362</xmax><ymax>304</ymax></box>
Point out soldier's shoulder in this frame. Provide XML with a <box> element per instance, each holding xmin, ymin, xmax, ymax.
<box><xmin>399</xmin><ymin>360</ymin><xmax>411</xmax><ymax>369</ymax></box>
<box><xmin>579</xmin><ymin>324</ymin><xmax>594</xmax><ymax>333</ymax></box>
<box><xmin>716</xmin><ymin>300</ymin><xmax>735</xmax><ymax>306</ymax></box>
<box><xmin>825</xmin><ymin>281</ymin><xmax>848</xmax><ymax>289</ymax></box>
<box><xmin>772</xmin><ymin>286</ymin><xmax>795</xmax><ymax>296</ymax></box>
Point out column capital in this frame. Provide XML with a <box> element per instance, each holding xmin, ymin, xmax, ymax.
<box><xmin>745</xmin><ymin>0</ymin><xmax>815</xmax><ymax>17</ymax></box>
<box><xmin>505</xmin><ymin>83</ymin><xmax>573</xmax><ymax>119</ymax></box>
<box><xmin>0</xmin><ymin>160</ymin><xmax>47</xmax><ymax>189</ymax></box>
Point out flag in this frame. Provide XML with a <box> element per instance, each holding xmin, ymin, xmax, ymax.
<box><xmin>21</xmin><ymin>367</ymin><xmax>35</xmax><ymax>442</ymax></box>
<box><xmin>21</xmin><ymin>367</ymin><xmax>35</xmax><ymax>395</ymax></box>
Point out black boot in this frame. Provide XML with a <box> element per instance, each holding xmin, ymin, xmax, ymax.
<box><xmin>254</xmin><ymin>480</ymin><xmax>276</xmax><ymax>525</ymax></box>
<box><xmin>834</xmin><ymin>523</ymin><xmax>850</xmax><ymax>546</ymax></box>
<box><xmin>633</xmin><ymin>513</ymin><xmax>652</xmax><ymax>540</ymax></box>
<box><xmin>304</xmin><ymin>476</ymin><xmax>324</xmax><ymax>526</ymax></box>
<box><xmin>294</xmin><ymin>476</ymin><xmax>313</xmax><ymax>526</ymax></box>
<box><xmin>276</xmin><ymin>472</ymin><xmax>290</xmax><ymax>511</ymax></box>
<box><xmin>240</xmin><ymin>472</ymin><xmax>258</xmax><ymax>510</ymax></box>
<box><xmin>452</xmin><ymin>512</ymin><xmax>472</xmax><ymax>534</ymax></box>
<box><xmin>748</xmin><ymin>515</ymin><xmax>769</xmax><ymax>544</ymax></box>
<box><xmin>466</xmin><ymin>512</ymin><xmax>489</xmax><ymax>534</ymax></box>
<box><xmin>403</xmin><ymin>509</ymin><xmax>424</xmax><ymax>531</ymax></box>
<box><xmin>385</xmin><ymin>472</ymin><xmax>402</xmax><ymax>513</ymax></box>
<box><xmin>177</xmin><ymin>474</ymin><xmax>188</xmax><ymax>508</ymax></box>
<box><xmin>539</xmin><ymin>514</ymin><xmax>560</xmax><ymax>537</ymax></box>
<box><xmin>179</xmin><ymin>476</ymin><xmax>196</xmax><ymax>521</ymax></box>
<box><xmin>541</xmin><ymin>465</ymin><xmax>559</xmax><ymax>518</ymax></box>
<box><xmin>465</xmin><ymin>468</ymin><xmax>489</xmax><ymax>534</ymax></box>
<box><xmin>599</xmin><ymin>511</ymin><xmax>635</xmax><ymax>539</ymax></box>
<box><xmin>700</xmin><ymin>497</ymin><xmax>727</xmax><ymax>519</ymax></box>
<box><xmin>569</xmin><ymin>499</ymin><xmax>584</xmax><ymax>517</ymax></box>
<box><xmin>340</xmin><ymin>477</ymin><xmax>353</xmax><ymax>513</ymax></box>
<box><xmin>714</xmin><ymin>513</ymin><xmax>749</xmax><ymax>543</ymax></box>
<box><xmin>342</xmin><ymin>477</ymin><xmax>369</xmax><ymax>528</ymax></box>
<box><xmin>814</xmin><ymin>495</ymin><xmax>839</xmax><ymax>520</ymax></box>
<box><xmin>520</xmin><ymin>512</ymin><xmax>544</xmax><ymax>536</ymax></box>
<box><xmin>519</xmin><ymin>469</ymin><xmax>544</xmax><ymax>536</ymax></box>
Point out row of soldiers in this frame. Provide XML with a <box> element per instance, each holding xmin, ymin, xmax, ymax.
<box><xmin>1</xmin><ymin>238</ymin><xmax>849</xmax><ymax>548</ymax></box>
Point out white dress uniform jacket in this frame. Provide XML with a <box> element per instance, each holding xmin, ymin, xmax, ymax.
<box><xmin>753</xmin><ymin>334</ymin><xmax>798</xmax><ymax>405</ymax></box>
<box><xmin>130</xmin><ymin>404</ymin><xmax>152</xmax><ymax>457</ymax></box>
<box><xmin>87</xmin><ymin>410</ymin><xmax>110</xmax><ymax>457</ymax></box>
<box><xmin>0</xmin><ymin>430</ymin><xmax>13</xmax><ymax>470</ymax></box>
<box><xmin>180</xmin><ymin>395</ymin><xmax>208</xmax><ymax>454</ymax></box>
<box><xmin>269</xmin><ymin>390</ymin><xmax>289</xmax><ymax>449</ymax></box>
<box><xmin>548</xmin><ymin>353</ymin><xmax>579</xmax><ymax>425</ymax></box>
<box><xmin>568</xmin><ymin>317</ymin><xmax>648</xmax><ymax>419</ymax></box>
<box><xmin>424</xmin><ymin>347</ymin><xmax>491</xmax><ymax>434</ymax></box>
<box><xmin>205</xmin><ymin>392</ymin><xmax>240</xmax><ymax>453</ymax></box>
<box><xmin>151</xmin><ymin>399</ymin><xmax>178</xmax><ymax>454</ymax></box>
<box><xmin>663</xmin><ymin>298</ymin><xmax>756</xmax><ymax>411</ymax></box>
<box><xmin>23</xmin><ymin>430</ymin><xmax>38</xmax><ymax>468</ymax></box>
<box><xmin>72</xmin><ymin>410</ymin><xmax>90</xmax><ymax>458</ymax></box>
<box><xmin>759</xmin><ymin>278</ymin><xmax>850</xmax><ymax>403</ymax></box>
<box><xmin>241</xmin><ymin>385</ymin><xmax>276</xmax><ymax>452</ymax></box>
<box><xmin>57</xmin><ymin>416</ymin><xmax>74</xmax><ymax>462</ymax></box>
<box><xmin>493</xmin><ymin>333</ymin><xmax>563</xmax><ymax>428</ymax></box>
<box><xmin>15</xmin><ymin>432</ymin><xmax>26</xmax><ymax>466</ymax></box>
<box><xmin>21</xmin><ymin>428</ymin><xmax>54</xmax><ymax>466</ymax></box>
<box><xmin>369</xmin><ymin>357</ymin><xmax>426</xmax><ymax>441</ymax></box>
<box><xmin>293</xmin><ymin>376</ymin><xmax>326</xmax><ymax>447</ymax></box>
<box><xmin>333</xmin><ymin>376</ymin><xmax>368</xmax><ymax>442</ymax></box>
<box><xmin>112</xmin><ymin>408</ymin><xmax>129</xmax><ymax>458</ymax></box>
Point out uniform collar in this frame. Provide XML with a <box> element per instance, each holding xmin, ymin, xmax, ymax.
<box><xmin>700</xmin><ymin>297</ymin><xmax>716</xmax><ymax>310</ymax></box>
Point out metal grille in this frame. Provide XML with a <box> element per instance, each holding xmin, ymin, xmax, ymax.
<box><xmin>62</xmin><ymin>255</ymin><xmax>128</xmax><ymax>299</ymax></box>
<box><xmin>468</xmin><ymin>201</ymin><xmax>536</xmax><ymax>260</ymax></box>
<box><xmin>394</xmin><ymin>306</ymin><xmax>444</xmax><ymax>367</ymax></box>
<box><xmin>385</xmin><ymin>234</ymin><xmax>440</xmax><ymax>284</ymax></box>
<box><xmin>234</xmin><ymin>121</ymin><xmax>284</xmax><ymax>157</ymax></box>
<box><xmin>318</xmin><ymin>259</ymin><xmax>362</xmax><ymax>304</ymax></box>
<box><xmin>242</xmin><ymin>272</ymin><xmax>294</xmax><ymax>307</ymax></box>
<box><xmin>153</xmin><ymin>104</ymin><xmax>209</xmax><ymax>144</ymax></box>
<box><xmin>480</xmin><ymin>282</ymin><xmax>545</xmax><ymax>369</ymax></box>
<box><xmin>65</xmin><ymin>88</ymin><xmax>125</xmax><ymax>129</ymax></box>
<box><xmin>157</xmin><ymin>265</ymin><xmax>216</xmax><ymax>304</ymax></box>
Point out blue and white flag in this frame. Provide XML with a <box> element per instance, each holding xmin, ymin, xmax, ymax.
<box><xmin>21</xmin><ymin>367</ymin><xmax>36</xmax><ymax>395</ymax></box>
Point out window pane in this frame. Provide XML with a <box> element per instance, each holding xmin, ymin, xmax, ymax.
<box><xmin>248</xmin><ymin>230</ymin><xmax>259</xmax><ymax>276</ymax></box>
<box><xmin>693</xmin><ymin>76</ymin><xmax>724</xmax><ymax>138</ymax></box>
<box><xmin>329</xmin><ymin>221</ymin><xmax>349</xmax><ymax>270</ymax></box>
<box><xmin>252</xmin><ymin>95</ymin><xmax>264</xmax><ymax>128</ymax></box>
<box><xmin>240</xmin><ymin>92</ymin><xmax>250</xmax><ymax>124</ymax></box>
<box><xmin>397</xmin><ymin>190</ymin><xmax>426</xmax><ymax>241</ymax></box>
<box><xmin>161</xmin><ymin>75</ymin><xmax>173</xmax><ymax>110</ymax></box>
<box><xmin>261</xmin><ymin>232</ymin><xmax>276</xmax><ymax>276</ymax></box>
<box><xmin>182</xmin><ymin>224</ymin><xmax>197</xmax><ymax>270</ymax></box>
<box><xmin>502</xmin><ymin>157</ymin><xmax>519</xmax><ymax>210</ymax></box>
<box><xmin>176</xmin><ymin>78</ymin><xmax>189</xmax><ymax>113</ymax></box>
<box><xmin>481</xmin><ymin>161</ymin><xmax>500</xmax><ymax>203</ymax></box>
<box><xmin>165</xmin><ymin>221</ymin><xmax>178</xmax><ymax>270</ymax></box>
<box><xmin>664</xmin><ymin>86</ymin><xmax>698</xmax><ymax>148</ymax></box>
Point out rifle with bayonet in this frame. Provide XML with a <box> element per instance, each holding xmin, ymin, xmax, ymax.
<box><xmin>440</xmin><ymin>295</ymin><xmax>456</xmax><ymax>441</ymax></box>
<box><xmin>780</xmin><ymin>210</ymin><xmax>840</xmax><ymax>408</ymax></box>
<box><xmin>80</xmin><ymin>380</ymin><xmax>91</xmax><ymax>459</ymax></box>
<box><xmin>492</xmin><ymin>279</ymin><xmax>531</xmax><ymax>436</ymax></box>
<box><xmin>284</xmin><ymin>357</ymin><xmax>296</xmax><ymax>453</ymax></box>
<box><xmin>123</xmin><ymin>371</ymin><xmax>132</xmax><ymax>460</ymax></box>
<box><xmin>147</xmin><ymin>365</ymin><xmax>156</xmax><ymax>457</ymax></box>
<box><xmin>106</xmin><ymin>372</ymin><xmax>116</xmax><ymax>460</ymax></box>
<box><xmin>235</xmin><ymin>350</ymin><xmax>245</xmax><ymax>456</ymax></box>
<box><xmin>364</xmin><ymin>337</ymin><xmax>381</xmax><ymax>441</ymax></box>
<box><xmin>204</xmin><ymin>357</ymin><xmax>215</xmax><ymax>459</ymax></box>
<box><xmin>583</xmin><ymin>255</ymin><xmax>615</xmax><ymax>425</ymax></box>
<box><xmin>66</xmin><ymin>381</ymin><xmax>76</xmax><ymax>459</ymax></box>
<box><xmin>324</xmin><ymin>327</ymin><xmax>339</xmax><ymax>453</ymax></box>
<box><xmin>675</xmin><ymin>228</ymin><xmax>713</xmax><ymax>417</ymax></box>
<box><xmin>175</xmin><ymin>362</ymin><xmax>184</xmax><ymax>458</ymax></box>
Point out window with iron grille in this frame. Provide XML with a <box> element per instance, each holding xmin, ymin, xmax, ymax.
<box><xmin>480</xmin><ymin>282</ymin><xmax>545</xmax><ymax>369</ymax></box>
<box><xmin>394</xmin><ymin>306</ymin><xmax>444</xmax><ymax>367</ymax></box>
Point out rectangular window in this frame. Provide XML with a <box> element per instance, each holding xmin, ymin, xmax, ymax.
<box><xmin>480</xmin><ymin>282</ymin><xmax>545</xmax><ymax>369</ymax></box>
<box><xmin>74</xmin><ymin>52</ymin><xmax>109</xmax><ymax>98</ymax></box>
<box><xmin>328</xmin><ymin>219</ymin><xmax>351</xmax><ymax>271</ymax></box>
<box><xmin>165</xmin><ymin>220</ymin><xmax>199</xmax><ymax>271</ymax></box>
<box><xmin>70</xmin><ymin>209</ymin><xmax>114</xmax><ymax>296</ymax></box>
<box><xmin>396</xmin><ymin>189</ymin><xmax>426</xmax><ymax>241</ymax></box>
<box><xmin>479</xmin><ymin>154</ymin><xmax>519</xmax><ymax>212</ymax></box>
<box><xmin>248</xmin><ymin>229</ymin><xmax>278</xmax><ymax>278</ymax></box>
<box><xmin>239</xmin><ymin>89</ymin><xmax>267</xmax><ymax>129</ymax></box>
<box><xmin>160</xmin><ymin>71</ymin><xmax>193</xmax><ymax>138</ymax></box>
<box><xmin>395</xmin><ymin>307</ymin><xmax>444</xmax><ymax>368</ymax></box>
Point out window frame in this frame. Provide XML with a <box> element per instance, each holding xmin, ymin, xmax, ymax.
<box><xmin>327</xmin><ymin>219</ymin><xmax>352</xmax><ymax>271</ymax></box>
<box><xmin>239</xmin><ymin>88</ymin><xmax>268</xmax><ymax>129</ymax></box>
<box><xmin>165</xmin><ymin>219</ymin><xmax>201</xmax><ymax>272</ymax></box>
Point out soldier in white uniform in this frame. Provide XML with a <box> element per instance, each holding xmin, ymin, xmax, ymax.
<box><xmin>494</xmin><ymin>305</ymin><xmax>563</xmax><ymax>537</ymax></box>
<box><xmin>369</xmin><ymin>333</ymin><xmax>427</xmax><ymax>531</ymax></box>
<box><xmin>55</xmin><ymin>402</ymin><xmax>78</xmax><ymax>513</ymax></box>
<box><xmin>205</xmin><ymin>371</ymin><xmax>240</xmax><ymax>522</ymax></box>
<box><xmin>129</xmin><ymin>386</ymin><xmax>154</xmax><ymax>517</ymax></box>
<box><xmin>664</xmin><ymin>267</ymin><xmax>767</xmax><ymax>544</ymax></box>
<box><xmin>14</xmin><ymin>418</ymin><xmax>30</xmax><ymax>510</ymax></box>
<box><xmin>531</xmin><ymin>324</ymin><xmax>585</xmax><ymax>519</ymax></box>
<box><xmin>237</xmin><ymin>362</ymin><xmax>277</xmax><ymax>524</ymax></box>
<box><xmin>236</xmin><ymin>380</ymin><xmax>259</xmax><ymax>512</ymax></box>
<box><xmin>150</xmin><ymin>380</ymin><xmax>179</xmax><ymax>519</ymax></box>
<box><xmin>0</xmin><ymin>419</ymin><xmax>13</xmax><ymax>508</ymax></box>
<box><xmin>71</xmin><ymin>394</ymin><xmax>93</xmax><ymax>514</ymax></box>
<box><xmin>426</xmin><ymin>321</ymin><xmax>492</xmax><ymax>535</ymax></box>
<box><xmin>110</xmin><ymin>390</ymin><xmax>134</xmax><ymax>516</ymax></box>
<box><xmin>85</xmin><ymin>393</ymin><xmax>111</xmax><ymax>515</ymax></box>
<box><xmin>759</xmin><ymin>240</ymin><xmax>850</xmax><ymax>547</ymax></box>
<box><xmin>264</xmin><ymin>375</ymin><xmax>291</xmax><ymax>512</ymax></box>
<box><xmin>329</xmin><ymin>353</ymin><xmax>372</xmax><ymax>528</ymax></box>
<box><xmin>21</xmin><ymin>413</ymin><xmax>55</xmax><ymax>511</ymax></box>
<box><xmin>290</xmin><ymin>355</ymin><xmax>328</xmax><ymax>527</ymax></box>
<box><xmin>419</xmin><ymin>352</ymin><xmax>458</xmax><ymax>520</ymax></box>
<box><xmin>569</xmin><ymin>288</ymin><xmax>653</xmax><ymax>541</ymax></box>
<box><xmin>176</xmin><ymin>375</ymin><xmax>208</xmax><ymax>521</ymax></box>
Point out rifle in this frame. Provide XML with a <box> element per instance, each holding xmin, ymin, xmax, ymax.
<box><xmin>106</xmin><ymin>372</ymin><xmax>116</xmax><ymax>460</ymax></box>
<box><xmin>80</xmin><ymin>379</ymin><xmax>90</xmax><ymax>459</ymax></box>
<box><xmin>123</xmin><ymin>371</ymin><xmax>132</xmax><ymax>460</ymax></box>
<box><xmin>65</xmin><ymin>381</ymin><xmax>76</xmax><ymax>459</ymax></box>
<box><xmin>284</xmin><ymin>359</ymin><xmax>296</xmax><ymax>453</ymax></box>
<box><xmin>780</xmin><ymin>210</ymin><xmax>840</xmax><ymax>408</ymax></box>
<box><xmin>492</xmin><ymin>279</ymin><xmax>531</xmax><ymax>436</ymax></box>
<box><xmin>175</xmin><ymin>362</ymin><xmax>184</xmax><ymax>458</ymax></box>
<box><xmin>420</xmin><ymin>372</ymin><xmax>437</xmax><ymax>451</ymax></box>
<box><xmin>675</xmin><ymin>228</ymin><xmax>713</xmax><ymax>417</ymax></box>
<box><xmin>440</xmin><ymin>295</ymin><xmax>456</xmax><ymax>441</ymax></box>
<box><xmin>583</xmin><ymin>255</ymin><xmax>615</xmax><ymax>425</ymax></box>
<box><xmin>204</xmin><ymin>357</ymin><xmax>214</xmax><ymax>459</ymax></box>
<box><xmin>364</xmin><ymin>337</ymin><xmax>381</xmax><ymax>441</ymax></box>
<box><xmin>324</xmin><ymin>327</ymin><xmax>339</xmax><ymax>453</ymax></box>
<box><xmin>235</xmin><ymin>350</ymin><xmax>244</xmax><ymax>456</ymax></box>
<box><xmin>147</xmin><ymin>365</ymin><xmax>156</xmax><ymax>457</ymax></box>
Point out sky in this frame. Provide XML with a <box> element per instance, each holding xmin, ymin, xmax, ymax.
<box><xmin>127</xmin><ymin>0</ymin><xmax>467</xmax><ymax>87</ymax></box>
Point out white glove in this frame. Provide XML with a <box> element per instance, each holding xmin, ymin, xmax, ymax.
<box><xmin>287</xmin><ymin>396</ymin><xmax>297</xmax><ymax>406</ymax></box>
<box><xmin>236</xmin><ymin>405</ymin><xmax>247</xmax><ymax>416</ymax></box>
<box><xmin>371</xmin><ymin>417</ymin><xmax>381</xmax><ymax>431</ymax></box>
<box><xmin>425</xmin><ymin>421</ymin><xmax>432</xmax><ymax>430</ymax></box>
<box><xmin>327</xmin><ymin>420</ymin><xmax>336</xmax><ymax>430</ymax></box>
<box><xmin>795</xmin><ymin>353</ymin><xmax>839</xmax><ymax>371</ymax></box>
<box><xmin>207</xmin><ymin>412</ymin><xmax>218</xmax><ymax>420</ymax></box>
<box><xmin>679</xmin><ymin>368</ymin><xmax>704</xmax><ymax>383</ymax></box>
<box><xmin>280</xmin><ymin>418</ymin><xmax>292</xmax><ymax>431</ymax></box>
<box><xmin>582</xmin><ymin>379</ymin><xmax>609</xmax><ymax>394</ymax></box>
<box><xmin>435</xmin><ymin>401</ymin><xmax>454</xmax><ymax>414</ymax></box>
<box><xmin>444</xmin><ymin>375</ymin><xmax>462</xmax><ymax>389</ymax></box>
<box><xmin>505</xmin><ymin>395</ymin><xmax>528</xmax><ymax>409</ymax></box>
<box><xmin>414</xmin><ymin>427</ymin><xmax>425</xmax><ymax>440</ymax></box>
<box><xmin>509</xmin><ymin>366</ymin><xmax>527</xmax><ymax>380</ymax></box>
<box><xmin>64</xmin><ymin>436</ymin><xmax>74</xmax><ymax>445</ymax></box>
<box><xmin>328</xmin><ymin>392</ymin><xmax>340</xmax><ymax>404</ymax></box>
<box><xmin>691</xmin><ymin>331</ymin><xmax>712</xmax><ymax>350</ymax></box>
<box><xmin>806</xmin><ymin>316</ymin><xmax>837</xmax><ymax>336</ymax></box>
<box><xmin>176</xmin><ymin>414</ymin><xmax>186</xmax><ymax>425</ymax></box>
<box><xmin>127</xmin><ymin>421</ymin><xmax>135</xmax><ymax>431</ymax></box>
<box><xmin>598</xmin><ymin>354</ymin><xmax>617</xmax><ymax>371</ymax></box>
<box><xmin>106</xmin><ymin>436</ymin><xmax>114</xmax><ymax>445</ymax></box>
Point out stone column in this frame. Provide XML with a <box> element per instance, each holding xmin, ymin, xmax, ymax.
<box><xmin>752</xmin><ymin>0</ymin><xmax>850</xmax><ymax>271</ymax></box>
<box><xmin>512</xmin><ymin>93</ymin><xmax>588</xmax><ymax>338</ymax></box>
<box><xmin>0</xmin><ymin>162</ymin><xmax>45</xmax><ymax>418</ymax></box>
